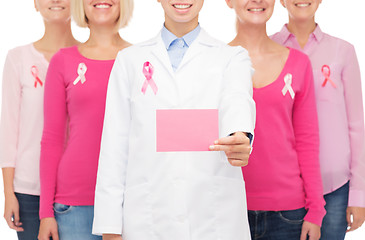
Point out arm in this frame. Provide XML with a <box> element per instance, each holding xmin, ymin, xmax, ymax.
<box><xmin>209</xmin><ymin>47</ymin><xmax>256</xmax><ymax>167</ymax></box>
<box><xmin>293</xmin><ymin>58</ymin><xmax>325</xmax><ymax>238</ymax></box>
<box><xmin>2</xmin><ymin>168</ymin><xmax>23</xmax><ymax>231</ymax></box>
<box><xmin>0</xmin><ymin>51</ymin><xmax>23</xmax><ymax>231</ymax></box>
<box><xmin>92</xmin><ymin>53</ymin><xmax>131</xmax><ymax>235</ymax></box>
<box><xmin>342</xmin><ymin>44</ymin><xmax>365</xmax><ymax>231</ymax></box>
<box><xmin>38</xmin><ymin>52</ymin><xmax>67</xmax><ymax>240</ymax></box>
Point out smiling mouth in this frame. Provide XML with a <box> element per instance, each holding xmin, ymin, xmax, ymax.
<box><xmin>94</xmin><ymin>3</ymin><xmax>112</xmax><ymax>9</ymax></box>
<box><xmin>173</xmin><ymin>4</ymin><xmax>192</xmax><ymax>10</ymax></box>
<box><xmin>248</xmin><ymin>8</ymin><xmax>265</xmax><ymax>12</ymax></box>
<box><xmin>49</xmin><ymin>6</ymin><xmax>65</xmax><ymax>10</ymax></box>
<box><xmin>295</xmin><ymin>3</ymin><xmax>311</xmax><ymax>7</ymax></box>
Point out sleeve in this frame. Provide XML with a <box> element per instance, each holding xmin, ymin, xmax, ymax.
<box><xmin>293</xmin><ymin>57</ymin><xmax>326</xmax><ymax>226</ymax></box>
<box><xmin>342</xmin><ymin>44</ymin><xmax>365</xmax><ymax>207</ymax></box>
<box><xmin>0</xmin><ymin>51</ymin><xmax>21</xmax><ymax>168</ymax></box>
<box><xmin>39</xmin><ymin>51</ymin><xmax>68</xmax><ymax>219</ymax></box>
<box><xmin>219</xmin><ymin>47</ymin><xmax>256</xmax><ymax>139</ymax></box>
<box><xmin>92</xmin><ymin>52</ymin><xmax>131</xmax><ymax>235</ymax></box>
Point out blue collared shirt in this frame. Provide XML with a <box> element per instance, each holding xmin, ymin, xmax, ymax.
<box><xmin>161</xmin><ymin>24</ymin><xmax>201</xmax><ymax>71</ymax></box>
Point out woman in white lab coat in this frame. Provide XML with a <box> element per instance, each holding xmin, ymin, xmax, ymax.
<box><xmin>93</xmin><ymin>1</ymin><xmax>256</xmax><ymax>240</ymax></box>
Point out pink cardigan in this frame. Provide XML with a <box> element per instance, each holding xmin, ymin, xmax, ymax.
<box><xmin>40</xmin><ymin>46</ymin><xmax>114</xmax><ymax>219</ymax></box>
<box><xmin>243</xmin><ymin>48</ymin><xmax>326</xmax><ymax>226</ymax></box>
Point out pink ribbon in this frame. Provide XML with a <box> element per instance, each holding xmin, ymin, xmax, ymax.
<box><xmin>31</xmin><ymin>65</ymin><xmax>43</xmax><ymax>88</ymax></box>
<box><xmin>73</xmin><ymin>63</ymin><xmax>87</xmax><ymax>85</ymax></box>
<box><xmin>282</xmin><ymin>73</ymin><xmax>295</xmax><ymax>99</ymax></box>
<box><xmin>321</xmin><ymin>65</ymin><xmax>337</xmax><ymax>88</ymax></box>
<box><xmin>141</xmin><ymin>62</ymin><xmax>158</xmax><ymax>95</ymax></box>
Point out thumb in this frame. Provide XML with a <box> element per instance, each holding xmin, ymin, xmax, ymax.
<box><xmin>346</xmin><ymin>209</ymin><xmax>352</xmax><ymax>227</ymax></box>
<box><xmin>13</xmin><ymin>209</ymin><xmax>21</xmax><ymax>226</ymax></box>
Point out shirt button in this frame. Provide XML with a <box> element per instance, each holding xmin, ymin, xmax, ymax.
<box><xmin>178</xmin><ymin>39</ymin><xmax>184</xmax><ymax>47</ymax></box>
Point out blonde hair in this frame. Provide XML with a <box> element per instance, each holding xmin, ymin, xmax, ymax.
<box><xmin>71</xmin><ymin>0</ymin><xmax>133</xmax><ymax>29</ymax></box>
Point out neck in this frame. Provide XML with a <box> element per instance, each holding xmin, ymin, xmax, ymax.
<box><xmin>164</xmin><ymin>18</ymin><xmax>199</xmax><ymax>38</ymax></box>
<box><xmin>85</xmin><ymin>24</ymin><xmax>122</xmax><ymax>48</ymax></box>
<box><xmin>286</xmin><ymin>18</ymin><xmax>316</xmax><ymax>48</ymax></box>
<box><xmin>232</xmin><ymin>22</ymin><xmax>271</xmax><ymax>54</ymax></box>
<box><xmin>37</xmin><ymin>20</ymin><xmax>77</xmax><ymax>51</ymax></box>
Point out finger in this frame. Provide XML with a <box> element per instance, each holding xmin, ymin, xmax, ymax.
<box><xmin>4</xmin><ymin>212</ymin><xmax>20</xmax><ymax>231</ymax></box>
<box><xmin>300</xmin><ymin>228</ymin><xmax>308</xmax><ymax>240</ymax></box>
<box><xmin>37</xmin><ymin>233</ymin><xmax>44</xmax><ymax>240</ymax></box>
<box><xmin>52</xmin><ymin>229</ymin><xmax>59</xmax><ymax>240</ymax></box>
<box><xmin>13</xmin><ymin>209</ymin><xmax>21</xmax><ymax>227</ymax></box>
<box><xmin>228</xmin><ymin>159</ymin><xmax>248</xmax><ymax>167</ymax></box>
<box><xmin>348</xmin><ymin>218</ymin><xmax>363</xmax><ymax>232</ymax></box>
<box><xmin>210</xmin><ymin>144</ymin><xmax>250</xmax><ymax>153</ymax></box>
<box><xmin>308</xmin><ymin>232</ymin><xmax>318</xmax><ymax>240</ymax></box>
<box><xmin>5</xmin><ymin>216</ymin><xmax>17</xmax><ymax>230</ymax></box>
<box><xmin>215</xmin><ymin>134</ymin><xmax>248</xmax><ymax>145</ymax></box>
<box><xmin>346</xmin><ymin>210</ymin><xmax>352</xmax><ymax>227</ymax></box>
<box><xmin>226</xmin><ymin>152</ymin><xmax>249</xmax><ymax>160</ymax></box>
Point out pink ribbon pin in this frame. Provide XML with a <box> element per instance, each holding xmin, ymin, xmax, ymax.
<box><xmin>321</xmin><ymin>65</ymin><xmax>337</xmax><ymax>88</ymax></box>
<box><xmin>73</xmin><ymin>63</ymin><xmax>87</xmax><ymax>85</ymax></box>
<box><xmin>31</xmin><ymin>66</ymin><xmax>43</xmax><ymax>88</ymax></box>
<box><xmin>141</xmin><ymin>62</ymin><xmax>158</xmax><ymax>95</ymax></box>
<box><xmin>282</xmin><ymin>73</ymin><xmax>295</xmax><ymax>99</ymax></box>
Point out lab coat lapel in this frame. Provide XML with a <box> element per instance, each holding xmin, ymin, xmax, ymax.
<box><xmin>178</xmin><ymin>29</ymin><xmax>220</xmax><ymax>71</ymax></box>
<box><xmin>149</xmin><ymin>33</ymin><xmax>175</xmax><ymax>78</ymax></box>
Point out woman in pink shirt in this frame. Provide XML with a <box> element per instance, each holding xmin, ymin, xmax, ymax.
<box><xmin>0</xmin><ymin>1</ymin><xmax>78</xmax><ymax>239</ymax></box>
<box><xmin>37</xmin><ymin>0</ymin><xmax>133</xmax><ymax>240</ymax></box>
<box><xmin>271</xmin><ymin>0</ymin><xmax>365</xmax><ymax>239</ymax></box>
<box><xmin>225</xmin><ymin>0</ymin><xmax>326</xmax><ymax>239</ymax></box>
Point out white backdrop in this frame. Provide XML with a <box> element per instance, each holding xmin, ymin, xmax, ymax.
<box><xmin>0</xmin><ymin>0</ymin><xmax>364</xmax><ymax>239</ymax></box>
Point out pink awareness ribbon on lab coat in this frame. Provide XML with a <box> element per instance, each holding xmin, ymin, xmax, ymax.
<box><xmin>321</xmin><ymin>65</ymin><xmax>337</xmax><ymax>88</ymax></box>
<box><xmin>31</xmin><ymin>66</ymin><xmax>43</xmax><ymax>88</ymax></box>
<box><xmin>141</xmin><ymin>62</ymin><xmax>158</xmax><ymax>95</ymax></box>
<box><xmin>282</xmin><ymin>73</ymin><xmax>295</xmax><ymax>99</ymax></box>
<box><xmin>73</xmin><ymin>63</ymin><xmax>87</xmax><ymax>85</ymax></box>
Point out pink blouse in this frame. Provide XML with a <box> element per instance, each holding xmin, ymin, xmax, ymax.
<box><xmin>0</xmin><ymin>44</ymin><xmax>48</xmax><ymax>196</ymax></box>
<box><xmin>272</xmin><ymin>25</ymin><xmax>365</xmax><ymax>207</ymax></box>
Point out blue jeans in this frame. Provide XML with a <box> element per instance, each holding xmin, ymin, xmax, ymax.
<box><xmin>15</xmin><ymin>192</ymin><xmax>40</xmax><ymax>240</ymax></box>
<box><xmin>54</xmin><ymin>203</ymin><xmax>101</xmax><ymax>240</ymax></box>
<box><xmin>248</xmin><ymin>208</ymin><xmax>306</xmax><ymax>240</ymax></box>
<box><xmin>320</xmin><ymin>181</ymin><xmax>349</xmax><ymax>240</ymax></box>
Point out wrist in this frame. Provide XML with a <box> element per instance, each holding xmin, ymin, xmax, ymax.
<box><xmin>4</xmin><ymin>189</ymin><xmax>15</xmax><ymax>198</ymax></box>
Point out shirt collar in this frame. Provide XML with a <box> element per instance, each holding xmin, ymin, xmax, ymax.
<box><xmin>311</xmin><ymin>24</ymin><xmax>324</xmax><ymax>42</ymax></box>
<box><xmin>278</xmin><ymin>24</ymin><xmax>324</xmax><ymax>43</ymax></box>
<box><xmin>161</xmin><ymin>24</ymin><xmax>201</xmax><ymax>49</ymax></box>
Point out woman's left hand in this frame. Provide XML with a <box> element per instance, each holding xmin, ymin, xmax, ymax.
<box><xmin>346</xmin><ymin>206</ymin><xmax>365</xmax><ymax>232</ymax></box>
<box><xmin>300</xmin><ymin>221</ymin><xmax>321</xmax><ymax>240</ymax></box>
<box><xmin>209</xmin><ymin>132</ymin><xmax>251</xmax><ymax>167</ymax></box>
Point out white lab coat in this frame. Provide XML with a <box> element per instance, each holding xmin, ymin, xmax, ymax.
<box><xmin>93</xmin><ymin>29</ymin><xmax>256</xmax><ymax>240</ymax></box>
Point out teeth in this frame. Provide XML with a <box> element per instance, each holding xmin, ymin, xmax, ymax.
<box><xmin>248</xmin><ymin>8</ymin><xmax>264</xmax><ymax>12</ymax></box>
<box><xmin>295</xmin><ymin>3</ymin><xmax>310</xmax><ymax>7</ymax></box>
<box><xmin>174</xmin><ymin>4</ymin><xmax>191</xmax><ymax>9</ymax></box>
<box><xmin>95</xmin><ymin>4</ymin><xmax>111</xmax><ymax>9</ymax></box>
<box><xmin>49</xmin><ymin>7</ymin><xmax>63</xmax><ymax>10</ymax></box>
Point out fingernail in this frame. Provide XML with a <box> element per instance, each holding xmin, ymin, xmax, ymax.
<box><xmin>214</xmin><ymin>140</ymin><xmax>218</xmax><ymax>144</ymax></box>
<box><xmin>209</xmin><ymin>145</ymin><xmax>214</xmax><ymax>150</ymax></box>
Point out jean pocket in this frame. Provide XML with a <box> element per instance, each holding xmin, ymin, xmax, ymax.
<box><xmin>53</xmin><ymin>203</ymin><xmax>73</xmax><ymax>214</ymax></box>
<box><xmin>278</xmin><ymin>207</ymin><xmax>306</xmax><ymax>224</ymax></box>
